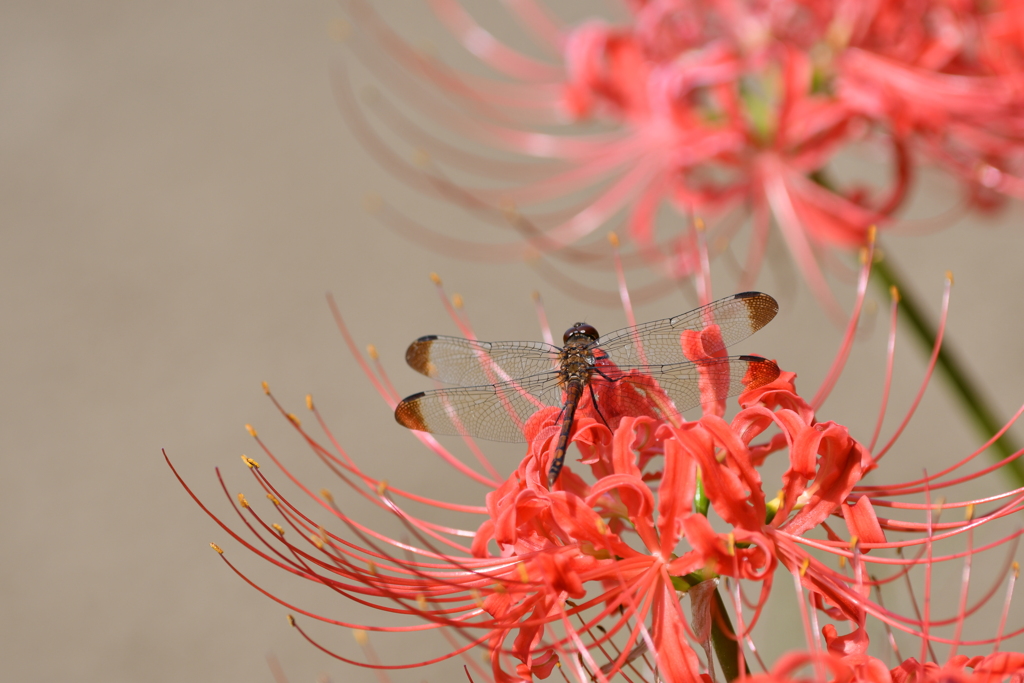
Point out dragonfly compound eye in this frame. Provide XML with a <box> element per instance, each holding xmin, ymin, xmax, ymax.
<box><xmin>563</xmin><ymin>323</ymin><xmax>599</xmax><ymax>344</ymax></box>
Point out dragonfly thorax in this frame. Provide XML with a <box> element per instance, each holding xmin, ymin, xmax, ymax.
<box><xmin>558</xmin><ymin>324</ymin><xmax>599</xmax><ymax>388</ymax></box>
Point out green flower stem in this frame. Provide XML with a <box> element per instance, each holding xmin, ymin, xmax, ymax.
<box><xmin>871</xmin><ymin>250</ymin><xmax>1024</xmax><ymax>486</ymax></box>
<box><xmin>711</xmin><ymin>586</ymin><xmax>748</xmax><ymax>682</ymax></box>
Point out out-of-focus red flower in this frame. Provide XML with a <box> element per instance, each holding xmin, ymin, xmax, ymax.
<box><xmin>337</xmin><ymin>1</ymin><xmax>1024</xmax><ymax>312</ymax></box>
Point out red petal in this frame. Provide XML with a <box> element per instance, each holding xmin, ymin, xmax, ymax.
<box><xmin>841</xmin><ymin>495</ymin><xmax>887</xmax><ymax>549</ymax></box>
<box><xmin>657</xmin><ymin>436</ymin><xmax>696</xmax><ymax>555</ymax></box>
<box><xmin>651</xmin><ymin>572</ymin><xmax>704</xmax><ymax>683</ymax></box>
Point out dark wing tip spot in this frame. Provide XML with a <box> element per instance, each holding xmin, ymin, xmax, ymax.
<box><xmin>736</xmin><ymin>292</ymin><xmax>779</xmax><ymax>330</ymax></box>
<box><xmin>405</xmin><ymin>339</ymin><xmax>437</xmax><ymax>376</ymax></box>
<box><xmin>395</xmin><ymin>393</ymin><xmax>429</xmax><ymax>431</ymax></box>
<box><xmin>742</xmin><ymin>357</ymin><xmax>781</xmax><ymax>391</ymax></box>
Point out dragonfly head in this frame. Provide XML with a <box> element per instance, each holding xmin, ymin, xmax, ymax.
<box><xmin>563</xmin><ymin>322</ymin><xmax>600</xmax><ymax>345</ymax></box>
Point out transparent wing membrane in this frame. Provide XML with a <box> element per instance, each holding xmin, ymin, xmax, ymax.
<box><xmin>395</xmin><ymin>292</ymin><xmax>780</xmax><ymax>443</ymax></box>
<box><xmin>595</xmin><ymin>292</ymin><xmax>778</xmax><ymax>366</ymax></box>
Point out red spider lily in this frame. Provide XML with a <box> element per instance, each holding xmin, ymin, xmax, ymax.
<box><xmin>335</xmin><ymin>0</ymin><xmax>1024</xmax><ymax>314</ymax></box>
<box><xmin>742</xmin><ymin>648</ymin><xmax>1024</xmax><ymax>683</ymax></box>
<box><xmin>170</xmin><ymin>261</ymin><xmax>1024</xmax><ymax>681</ymax></box>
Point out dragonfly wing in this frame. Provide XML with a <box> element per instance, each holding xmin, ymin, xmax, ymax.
<box><xmin>395</xmin><ymin>372</ymin><xmax>565</xmax><ymax>443</ymax></box>
<box><xmin>596</xmin><ymin>292</ymin><xmax>778</xmax><ymax>366</ymax></box>
<box><xmin>598</xmin><ymin>355</ymin><xmax>780</xmax><ymax>417</ymax></box>
<box><xmin>404</xmin><ymin>336</ymin><xmax>561</xmax><ymax>386</ymax></box>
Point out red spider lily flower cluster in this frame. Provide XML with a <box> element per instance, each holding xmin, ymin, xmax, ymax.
<box><xmin>169</xmin><ymin>261</ymin><xmax>1024</xmax><ymax>682</ymax></box>
<box><xmin>336</xmin><ymin>0</ymin><xmax>1024</xmax><ymax>312</ymax></box>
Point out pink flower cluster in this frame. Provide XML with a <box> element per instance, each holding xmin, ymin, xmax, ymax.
<box><xmin>340</xmin><ymin>0</ymin><xmax>1024</xmax><ymax>310</ymax></box>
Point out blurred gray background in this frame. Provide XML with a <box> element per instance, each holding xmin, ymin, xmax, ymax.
<box><xmin>4</xmin><ymin>2</ymin><xmax>1024</xmax><ymax>682</ymax></box>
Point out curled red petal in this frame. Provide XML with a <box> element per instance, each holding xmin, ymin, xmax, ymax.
<box><xmin>841</xmin><ymin>495</ymin><xmax>887</xmax><ymax>550</ymax></box>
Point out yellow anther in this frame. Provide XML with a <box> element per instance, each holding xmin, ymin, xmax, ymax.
<box><xmin>531</xmin><ymin>290</ymin><xmax>540</xmax><ymax>302</ymax></box>
<box><xmin>726</xmin><ymin>532</ymin><xmax>736</xmax><ymax>556</ymax></box>
<box><xmin>849</xmin><ymin>536</ymin><xmax>859</xmax><ymax>550</ymax></box>
<box><xmin>858</xmin><ymin>246</ymin><xmax>869</xmax><ymax>265</ymax></box>
<box><xmin>237</xmin><ymin>493</ymin><xmax>249</xmax><ymax>508</ymax></box>
<box><xmin>946</xmin><ymin>270</ymin><xmax>954</xmax><ymax>285</ymax></box>
<box><xmin>320</xmin><ymin>489</ymin><xmax>334</xmax><ymax>503</ymax></box>
<box><xmin>498</xmin><ymin>196</ymin><xmax>517</xmax><ymax>215</ymax></box>
<box><xmin>287</xmin><ymin>614</ymin><xmax>296</xmax><ymax>627</ymax></box>
<box><xmin>310</xmin><ymin>534</ymin><xmax>324</xmax><ymax>550</ymax></box>
<box><xmin>595</xmin><ymin>518</ymin><xmax>607</xmax><ymax>535</ymax></box>
<box><xmin>273</xmin><ymin>524</ymin><xmax>285</xmax><ymax>536</ymax></box>
<box><xmin>800</xmin><ymin>557</ymin><xmax>811</xmax><ymax>577</ymax></box>
<box><xmin>306</xmin><ymin>394</ymin><xmax>314</xmax><ymax>411</ymax></box>
<box><xmin>262</xmin><ymin>381</ymin><xmax>270</xmax><ymax>394</ymax></box>
<box><xmin>452</xmin><ymin>293</ymin><xmax>464</xmax><ymax>309</ymax></box>
<box><xmin>518</xmin><ymin>563</ymin><xmax>529</xmax><ymax>583</ymax></box>
<box><xmin>352</xmin><ymin>628</ymin><xmax>368</xmax><ymax>645</ymax></box>
<box><xmin>965</xmin><ymin>503</ymin><xmax>975</xmax><ymax>521</ymax></box>
<box><xmin>471</xmin><ymin>588</ymin><xmax>484</xmax><ymax>608</ymax></box>
<box><xmin>210</xmin><ymin>543</ymin><xmax>224</xmax><ymax>554</ymax></box>
<box><xmin>416</xmin><ymin>594</ymin><xmax>428</xmax><ymax>609</ymax></box>
<box><xmin>492</xmin><ymin>582</ymin><xmax>507</xmax><ymax>594</ymax></box>
<box><xmin>867</xmin><ymin>224</ymin><xmax>877</xmax><ymax>243</ymax></box>
<box><xmin>1013</xmin><ymin>562</ymin><xmax>1020</xmax><ymax>578</ymax></box>
<box><xmin>287</xmin><ymin>413</ymin><xmax>301</xmax><ymax>427</ymax></box>
<box><xmin>327</xmin><ymin>18</ymin><xmax>350</xmax><ymax>42</ymax></box>
<box><xmin>267</xmin><ymin>493</ymin><xmax>280</xmax><ymax>505</ymax></box>
<box><xmin>367</xmin><ymin>560</ymin><xmax>378</xmax><ymax>576</ymax></box>
<box><xmin>241</xmin><ymin>455</ymin><xmax>260</xmax><ymax>469</ymax></box>
<box><xmin>694</xmin><ymin>216</ymin><xmax>706</xmax><ymax>232</ymax></box>
<box><xmin>838</xmin><ymin>556</ymin><xmax>847</xmax><ymax>569</ymax></box>
<box><xmin>412</xmin><ymin>148</ymin><xmax>430</xmax><ymax>168</ymax></box>
<box><xmin>607</xmin><ymin>232</ymin><xmax>620</xmax><ymax>248</ymax></box>
<box><xmin>376</xmin><ymin>480</ymin><xmax>389</xmax><ymax>496</ymax></box>
<box><xmin>890</xmin><ymin>285</ymin><xmax>900</xmax><ymax>303</ymax></box>
<box><xmin>429</xmin><ymin>272</ymin><xmax>441</xmax><ymax>285</ymax></box>
<box><xmin>245</xmin><ymin>424</ymin><xmax>257</xmax><ymax>438</ymax></box>
<box><xmin>367</xmin><ymin>344</ymin><xmax>379</xmax><ymax>360</ymax></box>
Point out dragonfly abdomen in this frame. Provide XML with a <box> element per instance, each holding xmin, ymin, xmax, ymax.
<box><xmin>547</xmin><ymin>327</ymin><xmax>599</xmax><ymax>485</ymax></box>
<box><xmin>549</xmin><ymin>381</ymin><xmax>585</xmax><ymax>487</ymax></box>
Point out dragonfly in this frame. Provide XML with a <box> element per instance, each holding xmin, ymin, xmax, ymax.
<box><xmin>395</xmin><ymin>291</ymin><xmax>780</xmax><ymax>486</ymax></box>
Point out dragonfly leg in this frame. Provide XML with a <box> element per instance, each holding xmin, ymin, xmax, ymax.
<box><xmin>587</xmin><ymin>381</ymin><xmax>612</xmax><ymax>432</ymax></box>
